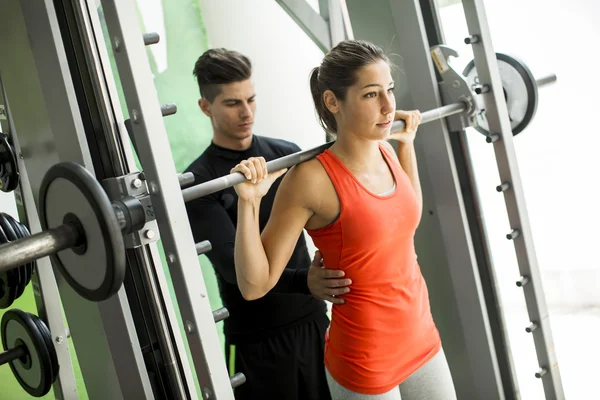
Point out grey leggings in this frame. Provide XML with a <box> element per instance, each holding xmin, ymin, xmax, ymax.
<box><xmin>325</xmin><ymin>348</ymin><xmax>457</xmax><ymax>400</ymax></box>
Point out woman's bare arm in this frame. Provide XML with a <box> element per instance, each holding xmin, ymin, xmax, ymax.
<box><xmin>234</xmin><ymin>161</ymin><xmax>316</xmax><ymax>300</ymax></box>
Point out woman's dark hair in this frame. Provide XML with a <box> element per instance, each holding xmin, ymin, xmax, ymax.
<box><xmin>193</xmin><ymin>48</ymin><xmax>252</xmax><ymax>102</ymax></box>
<box><xmin>309</xmin><ymin>40</ymin><xmax>392</xmax><ymax>135</ymax></box>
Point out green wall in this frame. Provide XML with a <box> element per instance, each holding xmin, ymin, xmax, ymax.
<box><xmin>1</xmin><ymin>1</ymin><xmax>222</xmax><ymax>398</ymax></box>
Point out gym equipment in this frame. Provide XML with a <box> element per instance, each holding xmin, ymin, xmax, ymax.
<box><xmin>0</xmin><ymin>162</ymin><xmax>130</xmax><ymax>301</ymax></box>
<box><xmin>0</xmin><ymin>213</ymin><xmax>33</xmax><ymax>309</ymax></box>
<box><xmin>180</xmin><ymin>49</ymin><xmax>555</xmax><ymax>202</ymax></box>
<box><xmin>0</xmin><ymin>133</ymin><xmax>18</xmax><ymax>192</ymax></box>
<box><xmin>182</xmin><ymin>103</ymin><xmax>468</xmax><ymax>201</ymax></box>
<box><xmin>463</xmin><ymin>53</ymin><xmax>553</xmax><ymax>136</ymax></box>
<box><xmin>1</xmin><ymin>309</ymin><xmax>59</xmax><ymax>397</ymax></box>
<box><xmin>0</xmin><ymin>160</ymin><xmax>215</xmax><ymax>302</ymax></box>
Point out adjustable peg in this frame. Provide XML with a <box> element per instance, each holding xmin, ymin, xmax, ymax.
<box><xmin>486</xmin><ymin>133</ymin><xmax>501</xmax><ymax>143</ymax></box>
<box><xmin>195</xmin><ymin>240</ymin><xmax>212</xmax><ymax>255</ymax></box>
<box><xmin>160</xmin><ymin>103</ymin><xmax>177</xmax><ymax>117</ymax></box>
<box><xmin>464</xmin><ymin>34</ymin><xmax>480</xmax><ymax>44</ymax></box>
<box><xmin>516</xmin><ymin>276</ymin><xmax>529</xmax><ymax>287</ymax></box>
<box><xmin>496</xmin><ymin>182</ymin><xmax>511</xmax><ymax>192</ymax></box>
<box><xmin>143</xmin><ymin>32</ymin><xmax>160</xmax><ymax>46</ymax></box>
<box><xmin>506</xmin><ymin>229</ymin><xmax>520</xmax><ymax>240</ymax></box>
<box><xmin>535</xmin><ymin>367</ymin><xmax>548</xmax><ymax>378</ymax></box>
<box><xmin>525</xmin><ymin>322</ymin><xmax>538</xmax><ymax>333</ymax></box>
<box><xmin>212</xmin><ymin>307</ymin><xmax>229</xmax><ymax>323</ymax></box>
<box><xmin>230</xmin><ymin>372</ymin><xmax>246</xmax><ymax>388</ymax></box>
<box><xmin>475</xmin><ymin>84</ymin><xmax>490</xmax><ymax>94</ymax></box>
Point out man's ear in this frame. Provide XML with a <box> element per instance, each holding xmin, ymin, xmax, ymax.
<box><xmin>323</xmin><ymin>90</ymin><xmax>339</xmax><ymax>114</ymax></box>
<box><xmin>199</xmin><ymin>98</ymin><xmax>212</xmax><ymax>117</ymax></box>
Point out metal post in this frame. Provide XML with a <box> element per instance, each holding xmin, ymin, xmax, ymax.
<box><xmin>461</xmin><ymin>1</ymin><xmax>564</xmax><ymax>399</ymax></box>
<box><xmin>99</xmin><ymin>0</ymin><xmax>234</xmax><ymax>398</ymax></box>
<box><xmin>0</xmin><ymin>67</ymin><xmax>80</xmax><ymax>400</ymax></box>
<box><xmin>1</xmin><ymin>2</ymin><xmax>155</xmax><ymax>398</ymax></box>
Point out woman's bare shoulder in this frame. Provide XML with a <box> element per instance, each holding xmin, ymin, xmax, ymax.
<box><xmin>277</xmin><ymin>158</ymin><xmax>329</xmax><ymax>205</ymax></box>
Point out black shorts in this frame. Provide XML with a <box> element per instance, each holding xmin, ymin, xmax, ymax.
<box><xmin>225</xmin><ymin>313</ymin><xmax>332</xmax><ymax>400</ymax></box>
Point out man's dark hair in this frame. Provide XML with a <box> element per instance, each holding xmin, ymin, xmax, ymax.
<box><xmin>193</xmin><ymin>48</ymin><xmax>252</xmax><ymax>102</ymax></box>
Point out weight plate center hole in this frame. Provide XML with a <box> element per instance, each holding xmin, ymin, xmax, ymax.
<box><xmin>14</xmin><ymin>339</ymin><xmax>31</xmax><ymax>369</ymax></box>
<box><xmin>63</xmin><ymin>213</ymin><xmax>87</xmax><ymax>255</ymax></box>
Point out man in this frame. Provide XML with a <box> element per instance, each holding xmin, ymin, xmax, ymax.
<box><xmin>184</xmin><ymin>48</ymin><xmax>351</xmax><ymax>400</ymax></box>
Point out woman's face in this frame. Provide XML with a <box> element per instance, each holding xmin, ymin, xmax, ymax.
<box><xmin>327</xmin><ymin>59</ymin><xmax>396</xmax><ymax>141</ymax></box>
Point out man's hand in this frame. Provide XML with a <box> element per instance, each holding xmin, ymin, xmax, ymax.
<box><xmin>307</xmin><ymin>250</ymin><xmax>351</xmax><ymax>305</ymax></box>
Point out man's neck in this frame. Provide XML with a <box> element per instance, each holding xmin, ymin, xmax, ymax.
<box><xmin>212</xmin><ymin>132</ymin><xmax>253</xmax><ymax>151</ymax></box>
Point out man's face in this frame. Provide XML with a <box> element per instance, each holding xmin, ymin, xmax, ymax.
<box><xmin>200</xmin><ymin>79</ymin><xmax>256</xmax><ymax>142</ymax></box>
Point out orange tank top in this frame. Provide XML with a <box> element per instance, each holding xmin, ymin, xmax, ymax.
<box><xmin>306</xmin><ymin>144</ymin><xmax>441</xmax><ymax>394</ymax></box>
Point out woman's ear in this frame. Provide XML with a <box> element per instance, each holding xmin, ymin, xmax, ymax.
<box><xmin>323</xmin><ymin>90</ymin><xmax>340</xmax><ymax>114</ymax></box>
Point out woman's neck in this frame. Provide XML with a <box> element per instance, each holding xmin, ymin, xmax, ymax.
<box><xmin>330</xmin><ymin>132</ymin><xmax>382</xmax><ymax>172</ymax></box>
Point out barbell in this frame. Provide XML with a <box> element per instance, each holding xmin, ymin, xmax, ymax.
<box><xmin>0</xmin><ymin>163</ymin><xmax>216</xmax><ymax>302</ymax></box>
<box><xmin>183</xmin><ymin>60</ymin><xmax>555</xmax><ymax>201</ymax></box>
<box><xmin>0</xmin><ymin>53</ymin><xmax>555</xmax><ymax>302</ymax></box>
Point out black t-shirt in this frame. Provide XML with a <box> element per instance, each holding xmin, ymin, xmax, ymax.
<box><xmin>184</xmin><ymin>135</ymin><xmax>326</xmax><ymax>343</ymax></box>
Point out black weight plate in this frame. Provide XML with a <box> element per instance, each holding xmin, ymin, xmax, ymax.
<box><xmin>0</xmin><ymin>214</ymin><xmax>26</xmax><ymax>300</ymax></box>
<box><xmin>0</xmin><ymin>223</ymin><xmax>18</xmax><ymax>309</ymax></box>
<box><xmin>27</xmin><ymin>313</ymin><xmax>59</xmax><ymax>384</ymax></box>
<box><xmin>463</xmin><ymin>53</ymin><xmax>539</xmax><ymax>137</ymax></box>
<box><xmin>1</xmin><ymin>309</ymin><xmax>55</xmax><ymax>397</ymax></box>
<box><xmin>0</xmin><ymin>271</ymin><xmax>17</xmax><ymax>309</ymax></box>
<box><xmin>0</xmin><ymin>134</ymin><xmax>18</xmax><ymax>193</ymax></box>
<box><xmin>12</xmin><ymin>220</ymin><xmax>34</xmax><ymax>286</ymax></box>
<box><xmin>39</xmin><ymin>162</ymin><xmax>126</xmax><ymax>301</ymax></box>
<box><xmin>7</xmin><ymin>215</ymin><xmax>33</xmax><ymax>289</ymax></box>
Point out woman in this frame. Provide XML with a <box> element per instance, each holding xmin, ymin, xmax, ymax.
<box><xmin>230</xmin><ymin>40</ymin><xmax>457</xmax><ymax>399</ymax></box>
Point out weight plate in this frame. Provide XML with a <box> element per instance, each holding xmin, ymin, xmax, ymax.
<box><xmin>0</xmin><ymin>215</ymin><xmax>26</xmax><ymax>300</ymax></box>
<box><xmin>39</xmin><ymin>162</ymin><xmax>126</xmax><ymax>301</ymax></box>
<box><xmin>463</xmin><ymin>53</ymin><xmax>539</xmax><ymax>137</ymax></box>
<box><xmin>28</xmin><ymin>313</ymin><xmax>59</xmax><ymax>384</ymax></box>
<box><xmin>11</xmin><ymin>219</ymin><xmax>34</xmax><ymax>287</ymax></box>
<box><xmin>0</xmin><ymin>271</ymin><xmax>17</xmax><ymax>309</ymax></box>
<box><xmin>6</xmin><ymin>215</ymin><xmax>33</xmax><ymax>288</ymax></box>
<box><xmin>0</xmin><ymin>134</ymin><xmax>18</xmax><ymax>193</ymax></box>
<box><xmin>0</xmin><ymin>222</ymin><xmax>18</xmax><ymax>309</ymax></box>
<box><xmin>1</xmin><ymin>309</ymin><xmax>55</xmax><ymax>397</ymax></box>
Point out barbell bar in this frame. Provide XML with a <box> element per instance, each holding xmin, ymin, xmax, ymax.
<box><xmin>181</xmin><ymin>102</ymin><xmax>468</xmax><ymax>202</ymax></box>
<box><xmin>182</xmin><ymin>72</ymin><xmax>555</xmax><ymax>203</ymax></box>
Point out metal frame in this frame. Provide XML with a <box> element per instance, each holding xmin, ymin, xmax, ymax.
<box><xmin>0</xmin><ymin>76</ymin><xmax>79</xmax><ymax>400</ymax></box>
<box><xmin>0</xmin><ymin>1</ymin><xmax>154</xmax><ymax>398</ymax></box>
<box><xmin>418</xmin><ymin>1</ymin><xmax>520</xmax><ymax>397</ymax></box>
<box><xmin>61</xmin><ymin>1</ymin><xmax>201</xmax><ymax>397</ymax></box>
<box><xmin>280</xmin><ymin>0</ymin><xmax>565</xmax><ymax>398</ymax></box>
<box><xmin>276</xmin><ymin>0</ymin><xmax>332</xmax><ymax>51</ymax></box>
<box><xmin>461</xmin><ymin>0</ymin><xmax>564</xmax><ymax>398</ymax></box>
<box><xmin>99</xmin><ymin>0</ymin><xmax>235</xmax><ymax>398</ymax></box>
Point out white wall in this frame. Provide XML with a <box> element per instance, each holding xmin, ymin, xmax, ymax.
<box><xmin>438</xmin><ymin>0</ymin><xmax>600</xmax><ymax>308</ymax></box>
<box><xmin>199</xmin><ymin>0</ymin><xmax>327</xmax><ymax>257</ymax></box>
